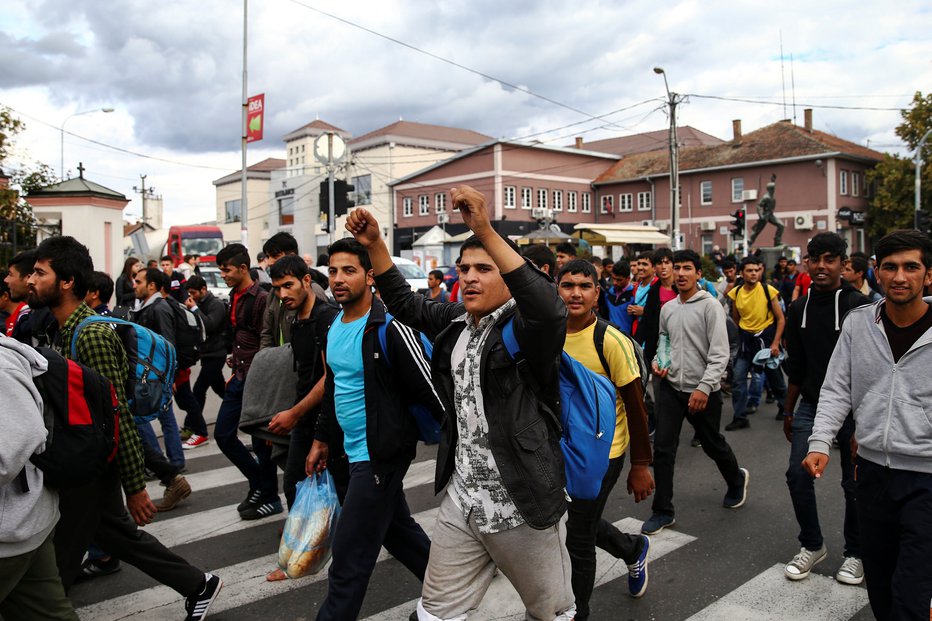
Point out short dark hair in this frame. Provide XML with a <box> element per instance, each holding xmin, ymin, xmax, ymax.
<box><xmin>739</xmin><ymin>256</ymin><xmax>763</xmax><ymax>270</ymax></box>
<box><xmin>328</xmin><ymin>238</ymin><xmax>371</xmax><ymax>271</ymax></box>
<box><xmin>460</xmin><ymin>234</ymin><xmax>522</xmax><ymax>258</ymax></box>
<box><xmin>263</xmin><ymin>232</ymin><xmax>299</xmax><ymax>257</ymax></box>
<box><xmin>184</xmin><ymin>254</ymin><xmax>197</xmax><ymax>262</ymax></box>
<box><xmin>602</xmin><ymin>257</ymin><xmax>614</xmax><ymax>269</ymax></box>
<box><xmin>672</xmin><ymin>249</ymin><xmax>702</xmax><ymax>272</ymax></box>
<box><xmin>589</xmin><ymin>256</ymin><xmax>602</xmax><ymax>265</ymax></box>
<box><xmin>429</xmin><ymin>269</ymin><xmax>444</xmax><ymax>281</ymax></box>
<box><xmin>0</xmin><ymin>270</ymin><xmax>9</xmax><ymax>297</ymax></box>
<box><xmin>522</xmin><ymin>244</ymin><xmax>557</xmax><ymax>275</ymax></box>
<box><xmin>850</xmin><ymin>251</ymin><xmax>868</xmax><ymax>260</ymax></box>
<box><xmin>557</xmin><ymin>259</ymin><xmax>599</xmax><ymax>285</ymax></box>
<box><xmin>87</xmin><ymin>271</ymin><xmax>114</xmax><ymax>303</ymax></box>
<box><xmin>317</xmin><ymin>253</ymin><xmax>329</xmax><ymax>267</ymax></box>
<box><xmin>636</xmin><ymin>251</ymin><xmax>654</xmax><ymax>262</ymax></box>
<box><xmin>256</xmin><ymin>252</ymin><xmax>267</xmax><ymax>262</ymax></box>
<box><xmin>9</xmin><ymin>250</ymin><xmax>37</xmax><ymax>276</ymax></box>
<box><xmin>269</xmin><ymin>254</ymin><xmax>310</xmax><ymax>281</ymax></box>
<box><xmin>185</xmin><ymin>275</ymin><xmax>207</xmax><ymax>291</ymax></box>
<box><xmin>875</xmin><ymin>229</ymin><xmax>932</xmax><ymax>269</ymax></box>
<box><xmin>612</xmin><ymin>261</ymin><xmax>631</xmax><ymax>278</ymax></box>
<box><xmin>216</xmin><ymin>243</ymin><xmax>251</xmax><ymax>269</ymax></box>
<box><xmin>807</xmin><ymin>232</ymin><xmax>848</xmax><ymax>262</ymax></box>
<box><xmin>721</xmin><ymin>258</ymin><xmax>736</xmax><ymax>270</ymax></box>
<box><xmin>849</xmin><ymin>255</ymin><xmax>869</xmax><ymax>277</ymax></box>
<box><xmin>160</xmin><ymin>255</ymin><xmax>172</xmax><ymax>264</ymax></box>
<box><xmin>651</xmin><ymin>248</ymin><xmax>673</xmax><ymax>266</ymax></box>
<box><xmin>34</xmin><ymin>237</ymin><xmax>94</xmax><ymax>299</ymax></box>
<box><xmin>555</xmin><ymin>242</ymin><xmax>577</xmax><ymax>257</ymax></box>
<box><xmin>787</xmin><ymin>259</ymin><xmax>797</xmax><ymax>266</ymax></box>
<box><xmin>141</xmin><ymin>267</ymin><xmax>167</xmax><ymax>292</ymax></box>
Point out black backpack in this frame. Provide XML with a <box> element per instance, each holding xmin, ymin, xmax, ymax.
<box><xmin>164</xmin><ymin>297</ymin><xmax>206</xmax><ymax>369</ymax></box>
<box><xmin>29</xmin><ymin>346</ymin><xmax>120</xmax><ymax>489</ymax></box>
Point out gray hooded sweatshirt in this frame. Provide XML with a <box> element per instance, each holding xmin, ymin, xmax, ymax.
<box><xmin>810</xmin><ymin>298</ymin><xmax>932</xmax><ymax>473</ymax></box>
<box><xmin>0</xmin><ymin>335</ymin><xmax>59</xmax><ymax>558</ymax></box>
<box><xmin>655</xmin><ymin>289</ymin><xmax>730</xmax><ymax>395</ymax></box>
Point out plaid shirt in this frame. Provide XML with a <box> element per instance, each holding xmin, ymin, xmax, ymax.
<box><xmin>55</xmin><ymin>303</ymin><xmax>147</xmax><ymax>495</ymax></box>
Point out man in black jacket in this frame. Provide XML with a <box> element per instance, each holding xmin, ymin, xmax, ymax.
<box><xmin>183</xmin><ymin>276</ymin><xmax>228</xmax><ymax>449</ymax></box>
<box><xmin>782</xmin><ymin>233</ymin><xmax>868</xmax><ymax>585</ymax></box>
<box><xmin>343</xmin><ymin>186</ymin><xmax>575</xmax><ymax>621</ymax></box>
<box><xmin>306</xmin><ymin>239</ymin><xmax>440</xmax><ymax>620</ymax></box>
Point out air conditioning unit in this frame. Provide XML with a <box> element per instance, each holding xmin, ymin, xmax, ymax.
<box><xmin>655</xmin><ymin>220</ymin><xmax>670</xmax><ymax>232</ymax></box>
<box><xmin>640</xmin><ymin>219</ymin><xmax>654</xmax><ymax>227</ymax></box>
<box><xmin>437</xmin><ymin>212</ymin><xmax>449</xmax><ymax>225</ymax></box>
<box><xmin>795</xmin><ymin>214</ymin><xmax>814</xmax><ymax>230</ymax></box>
<box><xmin>700</xmin><ymin>221</ymin><xmax>716</xmax><ymax>231</ymax></box>
<box><xmin>531</xmin><ymin>207</ymin><xmax>546</xmax><ymax>219</ymax></box>
<box><xmin>742</xmin><ymin>189</ymin><xmax>759</xmax><ymax>201</ymax></box>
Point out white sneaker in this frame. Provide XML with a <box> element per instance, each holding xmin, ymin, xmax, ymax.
<box><xmin>835</xmin><ymin>557</ymin><xmax>864</xmax><ymax>585</ymax></box>
<box><xmin>784</xmin><ymin>545</ymin><xmax>828</xmax><ymax>580</ymax></box>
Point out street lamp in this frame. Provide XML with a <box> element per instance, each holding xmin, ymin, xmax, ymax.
<box><xmin>60</xmin><ymin>107</ymin><xmax>114</xmax><ymax>178</ymax></box>
<box><xmin>915</xmin><ymin>128</ymin><xmax>932</xmax><ymax>230</ymax></box>
<box><xmin>653</xmin><ymin>67</ymin><xmax>683</xmax><ymax>250</ymax></box>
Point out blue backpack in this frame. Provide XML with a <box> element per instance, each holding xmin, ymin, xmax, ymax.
<box><xmin>377</xmin><ymin>314</ymin><xmax>442</xmax><ymax>445</ymax></box>
<box><xmin>72</xmin><ymin>316</ymin><xmax>177</xmax><ymax>424</ymax></box>
<box><xmin>501</xmin><ymin>317</ymin><xmax>616</xmax><ymax>500</ymax></box>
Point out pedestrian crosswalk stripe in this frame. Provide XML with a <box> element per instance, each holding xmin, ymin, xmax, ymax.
<box><xmin>684</xmin><ymin>563</ymin><xmax>869</xmax><ymax>620</ymax></box>
<box><xmin>362</xmin><ymin>518</ymin><xmax>697</xmax><ymax>620</ymax></box>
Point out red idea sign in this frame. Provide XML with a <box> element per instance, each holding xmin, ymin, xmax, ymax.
<box><xmin>246</xmin><ymin>93</ymin><xmax>265</xmax><ymax>143</ymax></box>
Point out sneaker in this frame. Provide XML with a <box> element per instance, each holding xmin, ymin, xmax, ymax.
<box><xmin>746</xmin><ymin>404</ymin><xmax>758</xmax><ymax>415</ymax></box>
<box><xmin>641</xmin><ymin>513</ymin><xmax>675</xmax><ymax>535</ymax></box>
<box><xmin>180</xmin><ymin>427</ymin><xmax>194</xmax><ymax>441</ymax></box>
<box><xmin>627</xmin><ymin>535</ymin><xmax>651</xmax><ymax>598</ymax></box>
<box><xmin>240</xmin><ymin>500</ymin><xmax>284</xmax><ymax>521</ymax></box>
<box><xmin>765</xmin><ymin>395</ymin><xmax>775</xmax><ymax>404</ymax></box>
<box><xmin>75</xmin><ymin>556</ymin><xmax>121</xmax><ymax>582</ymax></box>
<box><xmin>723</xmin><ymin>468</ymin><xmax>750</xmax><ymax>508</ymax></box>
<box><xmin>690</xmin><ymin>435</ymin><xmax>702</xmax><ymax>448</ymax></box>
<box><xmin>237</xmin><ymin>489</ymin><xmax>262</xmax><ymax>513</ymax></box>
<box><xmin>725</xmin><ymin>418</ymin><xmax>750</xmax><ymax>431</ymax></box>
<box><xmin>156</xmin><ymin>476</ymin><xmax>192</xmax><ymax>512</ymax></box>
<box><xmin>183</xmin><ymin>434</ymin><xmax>210</xmax><ymax>450</ymax></box>
<box><xmin>835</xmin><ymin>557</ymin><xmax>864</xmax><ymax>585</ymax></box>
<box><xmin>784</xmin><ymin>545</ymin><xmax>828</xmax><ymax>580</ymax></box>
<box><xmin>185</xmin><ymin>573</ymin><xmax>223</xmax><ymax>621</ymax></box>
<box><xmin>775</xmin><ymin>410</ymin><xmax>785</xmax><ymax>420</ymax></box>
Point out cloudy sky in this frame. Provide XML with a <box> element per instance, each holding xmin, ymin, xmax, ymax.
<box><xmin>1</xmin><ymin>0</ymin><xmax>929</xmax><ymax>227</ymax></box>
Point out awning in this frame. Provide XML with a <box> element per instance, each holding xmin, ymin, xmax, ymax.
<box><xmin>572</xmin><ymin>223</ymin><xmax>670</xmax><ymax>246</ymax></box>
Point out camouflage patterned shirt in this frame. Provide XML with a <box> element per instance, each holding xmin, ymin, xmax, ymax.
<box><xmin>448</xmin><ymin>299</ymin><xmax>524</xmax><ymax>534</ymax></box>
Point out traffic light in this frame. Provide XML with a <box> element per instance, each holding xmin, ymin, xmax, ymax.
<box><xmin>333</xmin><ymin>179</ymin><xmax>356</xmax><ymax>217</ymax></box>
<box><xmin>917</xmin><ymin>210</ymin><xmax>932</xmax><ymax>236</ymax></box>
<box><xmin>319</xmin><ymin>181</ymin><xmax>329</xmax><ymax>214</ymax></box>
<box><xmin>730</xmin><ymin>208</ymin><xmax>746</xmax><ymax>238</ymax></box>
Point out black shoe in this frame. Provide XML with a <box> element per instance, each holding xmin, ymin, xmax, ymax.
<box><xmin>409</xmin><ymin>611</ymin><xmax>418</xmax><ymax>621</ymax></box>
<box><xmin>765</xmin><ymin>395</ymin><xmax>775</xmax><ymax>404</ymax></box>
<box><xmin>745</xmin><ymin>404</ymin><xmax>758</xmax><ymax>415</ymax></box>
<box><xmin>725</xmin><ymin>418</ymin><xmax>750</xmax><ymax>431</ymax></box>
<box><xmin>237</xmin><ymin>489</ymin><xmax>262</xmax><ymax>513</ymax></box>
<box><xmin>240</xmin><ymin>500</ymin><xmax>284</xmax><ymax>521</ymax></box>
<box><xmin>775</xmin><ymin>410</ymin><xmax>786</xmax><ymax>420</ymax></box>
<box><xmin>75</xmin><ymin>556</ymin><xmax>121</xmax><ymax>582</ymax></box>
<box><xmin>690</xmin><ymin>436</ymin><xmax>702</xmax><ymax>448</ymax></box>
<box><xmin>185</xmin><ymin>573</ymin><xmax>223</xmax><ymax>621</ymax></box>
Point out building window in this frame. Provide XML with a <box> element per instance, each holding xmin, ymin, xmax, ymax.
<box><xmin>582</xmin><ymin>192</ymin><xmax>592</xmax><ymax>213</ymax></box>
<box><xmin>567</xmin><ymin>191</ymin><xmax>578</xmax><ymax>212</ymax></box>
<box><xmin>701</xmin><ymin>180</ymin><xmax>713</xmax><ymax>205</ymax></box>
<box><xmin>553</xmin><ymin>190</ymin><xmax>563</xmax><ymax>212</ymax></box>
<box><xmin>403</xmin><ymin>197</ymin><xmax>413</xmax><ymax>217</ymax></box>
<box><xmin>840</xmin><ymin>170</ymin><xmax>849</xmax><ymax>195</ymax></box>
<box><xmin>521</xmin><ymin>187</ymin><xmax>533</xmax><ymax>209</ymax></box>
<box><xmin>637</xmin><ymin>192</ymin><xmax>652</xmax><ymax>212</ymax></box>
<box><xmin>731</xmin><ymin>178</ymin><xmax>744</xmax><ymax>202</ymax></box>
<box><xmin>852</xmin><ymin>172</ymin><xmax>861</xmax><ymax>197</ymax></box>
<box><xmin>419</xmin><ymin>195</ymin><xmax>429</xmax><ymax>216</ymax></box>
<box><xmin>279</xmin><ymin>196</ymin><xmax>294</xmax><ymax>226</ymax></box>
<box><xmin>600</xmin><ymin>194</ymin><xmax>613</xmax><ymax>214</ymax></box>
<box><xmin>504</xmin><ymin>186</ymin><xmax>516</xmax><ymax>209</ymax></box>
<box><xmin>617</xmin><ymin>193</ymin><xmax>632</xmax><ymax>212</ymax></box>
<box><xmin>224</xmin><ymin>199</ymin><xmax>242</xmax><ymax>223</ymax></box>
<box><xmin>537</xmin><ymin>189</ymin><xmax>548</xmax><ymax>209</ymax></box>
<box><xmin>435</xmin><ymin>192</ymin><xmax>446</xmax><ymax>214</ymax></box>
<box><xmin>352</xmin><ymin>174</ymin><xmax>372</xmax><ymax>205</ymax></box>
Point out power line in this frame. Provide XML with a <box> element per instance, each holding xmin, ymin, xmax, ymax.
<box><xmin>685</xmin><ymin>94</ymin><xmax>905</xmax><ymax>112</ymax></box>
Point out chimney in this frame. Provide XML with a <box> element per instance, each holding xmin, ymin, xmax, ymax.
<box><xmin>732</xmin><ymin>119</ymin><xmax>742</xmax><ymax>142</ymax></box>
<box><xmin>804</xmin><ymin>108</ymin><xmax>813</xmax><ymax>132</ymax></box>
<box><xmin>575</xmin><ymin>137</ymin><xmax>584</xmax><ymax>149</ymax></box>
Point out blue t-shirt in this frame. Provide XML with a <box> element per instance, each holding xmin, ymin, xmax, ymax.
<box><xmin>327</xmin><ymin>310</ymin><xmax>371</xmax><ymax>463</ymax></box>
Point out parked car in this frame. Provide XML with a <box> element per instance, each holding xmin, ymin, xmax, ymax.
<box><xmin>393</xmin><ymin>256</ymin><xmax>429</xmax><ymax>292</ymax></box>
<box><xmin>198</xmin><ymin>266</ymin><xmax>230</xmax><ymax>303</ymax></box>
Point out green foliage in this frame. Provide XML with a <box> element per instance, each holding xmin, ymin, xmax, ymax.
<box><xmin>700</xmin><ymin>254</ymin><xmax>720</xmax><ymax>282</ymax></box>
<box><xmin>0</xmin><ymin>107</ymin><xmax>24</xmax><ymax>164</ymax></box>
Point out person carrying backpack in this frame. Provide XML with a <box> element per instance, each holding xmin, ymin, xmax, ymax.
<box><xmin>556</xmin><ymin>260</ymin><xmax>654</xmax><ymax>617</ymax></box>
<box><xmin>26</xmin><ymin>236</ymin><xmax>222</xmax><ymax>621</ymax></box>
<box><xmin>0</xmin><ymin>335</ymin><xmax>78</xmax><ymax>621</ymax></box>
<box><xmin>344</xmin><ymin>187</ymin><xmax>575</xmax><ymax>621</ymax></box>
<box><xmin>643</xmin><ymin>250</ymin><xmax>749</xmax><ymax>536</ymax></box>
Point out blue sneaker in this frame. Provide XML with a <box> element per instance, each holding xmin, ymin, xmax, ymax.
<box><xmin>627</xmin><ymin>535</ymin><xmax>650</xmax><ymax>598</ymax></box>
<box><xmin>641</xmin><ymin>513</ymin><xmax>675</xmax><ymax>535</ymax></box>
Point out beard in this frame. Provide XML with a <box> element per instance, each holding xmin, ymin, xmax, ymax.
<box><xmin>27</xmin><ymin>285</ymin><xmax>62</xmax><ymax>309</ymax></box>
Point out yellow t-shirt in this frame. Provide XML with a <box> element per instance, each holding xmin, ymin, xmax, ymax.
<box><xmin>727</xmin><ymin>283</ymin><xmax>780</xmax><ymax>333</ymax></box>
<box><xmin>563</xmin><ymin>321</ymin><xmax>640</xmax><ymax>459</ymax></box>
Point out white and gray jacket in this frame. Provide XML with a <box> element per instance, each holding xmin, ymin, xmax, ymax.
<box><xmin>655</xmin><ymin>290</ymin><xmax>730</xmax><ymax>396</ymax></box>
<box><xmin>809</xmin><ymin>297</ymin><xmax>932</xmax><ymax>473</ymax></box>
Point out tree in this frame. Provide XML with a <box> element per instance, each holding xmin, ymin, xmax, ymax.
<box><xmin>867</xmin><ymin>92</ymin><xmax>932</xmax><ymax>238</ymax></box>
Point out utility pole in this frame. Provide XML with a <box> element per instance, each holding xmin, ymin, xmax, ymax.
<box><xmin>240</xmin><ymin>0</ymin><xmax>249</xmax><ymax>251</ymax></box>
<box><xmin>654</xmin><ymin>67</ymin><xmax>685</xmax><ymax>250</ymax></box>
<box><xmin>133</xmin><ymin>174</ymin><xmax>154</xmax><ymax>225</ymax></box>
<box><xmin>915</xmin><ymin>128</ymin><xmax>932</xmax><ymax>230</ymax></box>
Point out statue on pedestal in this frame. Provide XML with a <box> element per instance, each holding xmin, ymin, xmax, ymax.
<box><xmin>748</xmin><ymin>174</ymin><xmax>784</xmax><ymax>247</ymax></box>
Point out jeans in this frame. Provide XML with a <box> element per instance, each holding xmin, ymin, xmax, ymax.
<box><xmin>785</xmin><ymin>402</ymin><xmax>859</xmax><ymax>556</ymax></box>
<box><xmin>565</xmin><ymin>454</ymin><xmax>642</xmax><ymax>621</ymax></box>
<box><xmin>731</xmin><ymin>353</ymin><xmax>786</xmax><ymax>421</ymax></box>
<box><xmin>855</xmin><ymin>458</ymin><xmax>932</xmax><ymax>621</ymax></box>
<box><xmin>747</xmin><ymin>368</ymin><xmax>764</xmax><ymax>407</ymax></box>
<box><xmin>214</xmin><ymin>375</ymin><xmax>278</xmax><ymax>503</ymax></box>
<box><xmin>137</xmin><ymin>405</ymin><xmax>185</xmax><ymax>469</ymax></box>
<box><xmin>192</xmin><ymin>357</ymin><xmax>226</xmax><ymax>411</ymax></box>
<box><xmin>174</xmin><ymin>378</ymin><xmax>207</xmax><ymax>438</ymax></box>
<box><xmin>652</xmin><ymin>379</ymin><xmax>743</xmax><ymax>516</ymax></box>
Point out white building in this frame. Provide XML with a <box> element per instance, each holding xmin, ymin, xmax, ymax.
<box><xmin>212</xmin><ymin>157</ymin><xmax>285</xmax><ymax>252</ymax></box>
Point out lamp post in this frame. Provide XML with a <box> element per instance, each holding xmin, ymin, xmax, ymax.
<box><xmin>653</xmin><ymin>67</ymin><xmax>683</xmax><ymax>250</ymax></box>
<box><xmin>60</xmin><ymin>108</ymin><xmax>114</xmax><ymax>178</ymax></box>
<box><xmin>915</xmin><ymin>128</ymin><xmax>932</xmax><ymax>230</ymax></box>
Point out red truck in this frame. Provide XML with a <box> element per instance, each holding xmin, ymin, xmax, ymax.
<box><xmin>163</xmin><ymin>225</ymin><xmax>224</xmax><ymax>266</ymax></box>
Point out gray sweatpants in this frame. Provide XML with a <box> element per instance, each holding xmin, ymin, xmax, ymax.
<box><xmin>417</xmin><ymin>492</ymin><xmax>576</xmax><ymax>621</ymax></box>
